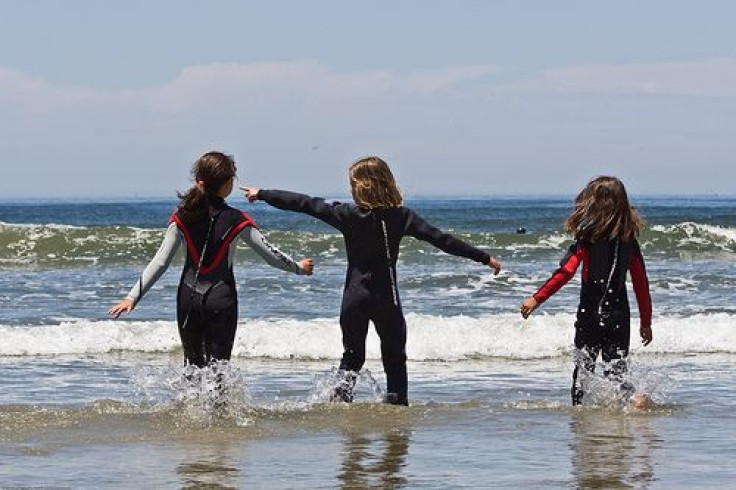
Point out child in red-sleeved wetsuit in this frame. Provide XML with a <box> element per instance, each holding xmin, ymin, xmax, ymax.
<box><xmin>520</xmin><ymin>176</ymin><xmax>652</xmax><ymax>406</ymax></box>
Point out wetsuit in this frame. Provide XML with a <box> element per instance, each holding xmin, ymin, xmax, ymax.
<box><xmin>125</xmin><ymin>197</ymin><xmax>304</xmax><ymax>367</ymax></box>
<box><xmin>532</xmin><ymin>239</ymin><xmax>652</xmax><ymax>405</ymax></box>
<box><xmin>257</xmin><ymin>189</ymin><xmax>492</xmax><ymax>405</ymax></box>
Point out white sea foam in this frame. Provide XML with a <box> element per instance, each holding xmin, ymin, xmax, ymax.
<box><xmin>650</xmin><ymin>222</ymin><xmax>736</xmax><ymax>251</ymax></box>
<box><xmin>0</xmin><ymin>320</ymin><xmax>180</xmax><ymax>356</ymax></box>
<box><xmin>0</xmin><ymin>221</ymin><xmax>88</xmax><ymax>231</ymax></box>
<box><xmin>500</xmin><ymin>233</ymin><xmax>570</xmax><ymax>251</ymax></box>
<box><xmin>2</xmin><ymin>312</ymin><xmax>735</xmax><ymax>359</ymax></box>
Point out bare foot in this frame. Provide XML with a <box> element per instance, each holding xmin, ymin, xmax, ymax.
<box><xmin>630</xmin><ymin>393</ymin><xmax>653</xmax><ymax>410</ymax></box>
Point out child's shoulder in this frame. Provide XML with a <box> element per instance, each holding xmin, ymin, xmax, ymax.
<box><xmin>221</xmin><ymin>203</ymin><xmax>257</xmax><ymax>225</ymax></box>
<box><xmin>373</xmin><ymin>205</ymin><xmax>412</xmax><ymax>218</ymax></box>
<box><xmin>222</xmin><ymin>201</ymin><xmax>243</xmax><ymax>215</ymax></box>
<box><xmin>329</xmin><ymin>199</ymin><xmax>361</xmax><ymax>214</ymax></box>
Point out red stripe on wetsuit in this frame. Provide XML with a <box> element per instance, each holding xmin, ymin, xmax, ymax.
<box><xmin>169</xmin><ymin>212</ymin><xmax>256</xmax><ymax>275</ymax></box>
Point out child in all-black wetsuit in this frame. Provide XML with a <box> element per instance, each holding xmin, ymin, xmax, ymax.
<box><xmin>520</xmin><ymin>176</ymin><xmax>653</xmax><ymax>406</ymax></box>
<box><xmin>243</xmin><ymin>156</ymin><xmax>501</xmax><ymax>405</ymax></box>
<box><xmin>108</xmin><ymin>151</ymin><xmax>313</xmax><ymax>367</ymax></box>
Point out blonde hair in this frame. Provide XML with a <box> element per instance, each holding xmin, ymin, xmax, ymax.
<box><xmin>348</xmin><ymin>156</ymin><xmax>403</xmax><ymax>209</ymax></box>
<box><xmin>565</xmin><ymin>176</ymin><xmax>643</xmax><ymax>242</ymax></box>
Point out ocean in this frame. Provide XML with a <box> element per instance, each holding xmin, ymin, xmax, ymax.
<box><xmin>1</xmin><ymin>196</ymin><xmax>735</xmax><ymax>488</ymax></box>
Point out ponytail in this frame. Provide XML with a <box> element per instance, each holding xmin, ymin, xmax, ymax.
<box><xmin>176</xmin><ymin>185</ymin><xmax>210</xmax><ymax>224</ymax></box>
<box><xmin>176</xmin><ymin>151</ymin><xmax>237</xmax><ymax>225</ymax></box>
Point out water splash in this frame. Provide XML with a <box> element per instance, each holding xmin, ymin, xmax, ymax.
<box><xmin>308</xmin><ymin>367</ymin><xmax>384</xmax><ymax>404</ymax></box>
<box><xmin>575</xmin><ymin>355</ymin><xmax>677</xmax><ymax>411</ymax></box>
<box><xmin>131</xmin><ymin>361</ymin><xmax>254</xmax><ymax>426</ymax></box>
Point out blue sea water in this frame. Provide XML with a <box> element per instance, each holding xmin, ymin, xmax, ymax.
<box><xmin>1</xmin><ymin>196</ymin><xmax>735</xmax><ymax>487</ymax></box>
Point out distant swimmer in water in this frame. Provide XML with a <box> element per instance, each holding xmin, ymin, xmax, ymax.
<box><xmin>108</xmin><ymin>151</ymin><xmax>313</xmax><ymax>368</ymax></box>
<box><xmin>520</xmin><ymin>176</ymin><xmax>653</xmax><ymax>406</ymax></box>
<box><xmin>516</xmin><ymin>227</ymin><xmax>527</xmax><ymax>234</ymax></box>
<box><xmin>243</xmin><ymin>156</ymin><xmax>501</xmax><ymax>406</ymax></box>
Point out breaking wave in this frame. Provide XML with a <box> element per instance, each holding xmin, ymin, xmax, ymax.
<box><xmin>2</xmin><ymin>312</ymin><xmax>735</xmax><ymax>360</ymax></box>
<box><xmin>2</xmin><ymin>221</ymin><xmax>734</xmax><ymax>268</ymax></box>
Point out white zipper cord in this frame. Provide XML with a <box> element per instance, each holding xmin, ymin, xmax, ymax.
<box><xmin>597</xmin><ymin>239</ymin><xmax>619</xmax><ymax>319</ymax></box>
<box><xmin>182</xmin><ymin>214</ymin><xmax>215</xmax><ymax>329</ymax></box>
<box><xmin>381</xmin><ymin>219</ymin><xmax>399</xmax><ymax>306</ymax></box>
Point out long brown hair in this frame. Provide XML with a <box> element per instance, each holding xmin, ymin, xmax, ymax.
<box><xmin>565</xmin><ymin>176</ymin><xmax>643</xmax><ymax>242</ymax></box>
<box><xmin>176</xmin><ymin>151</ymin><xmax>237</xmax><ymax>224</ymax></box>
<box><xmin>348</xmin><ymin>156</ymin><xmax>403</xmax><ymax>210</ymax></box>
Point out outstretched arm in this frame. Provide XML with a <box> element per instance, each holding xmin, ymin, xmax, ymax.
<box><xmin>243</xmin><ymin>187</ymin><xmax>348</xmax><ymax>232</ymax></box>
<box><xmin>240</xmin><ymin>226</ymin><xmax>313</xmax><ymax>275</ymax></box>
<box><xmin>521</xmin><ymin>243</ymin><xmax>585</xmax><ymax>319</ymax></box>
<box><xmin>108</xmin><ymin>222</ymin><xmax>182</xmax><ymax>318</ymax></box>
<box><xmin>404</xmin><ymin>209</ymin><xmax>500</xmax><ymax>274</ymax></box>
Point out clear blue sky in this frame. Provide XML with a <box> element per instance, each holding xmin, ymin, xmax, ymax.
<box><xmin>1</xmin><ymin>1</ymin><xmax>734</xmax><ymax>198</ymax></box>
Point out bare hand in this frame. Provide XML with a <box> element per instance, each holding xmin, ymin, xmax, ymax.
<box><xmin>299</xmin><ymin>259</ymin><xmax>314</xmax><ymax>275</ymax></box>
<box><xmin>640</xmin><ymin>324</ymin><xmax>652</xmax><ymax>346</ymax></box>
<box><xmin>108</xmin><ymin>299</ymin><xmax>135</xmax><ymax>319</ymax></box>
<box><xmin>520</xmin><ymin>297</ymin><xmax>539</xmax><ymax>319</ymax></box>
<box><xmin>488</xmin><ymin>257</ymin><xmax>501</xmax><ymax>275</ymax></box>
<box><xmin>240</xmin><ymin>187</ymin><xmax>260</xmax><ymax>203</ymax></box>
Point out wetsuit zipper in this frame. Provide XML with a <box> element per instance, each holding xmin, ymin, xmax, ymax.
<box><xmin>182</xmin><ymin>214</ymin><xmax>216</xmax><ymax>329</ymax></box>
<box><xmin>380</xmin><ymin>218</ymin><xmax>399</xmax><ymax>306</ymax></box>
<box><xmin>597</xmin><ymin>239</ymin><xmax>619</xmax><ymax>323</ymax></box>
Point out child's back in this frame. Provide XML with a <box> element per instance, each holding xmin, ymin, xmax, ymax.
<box><xmin>246</xmin><ymin>156</ymin><xmax>500</xmax><ymax>405</ymax></box>
<box><xmin>257</xmin><ymin>189</ymin><xmax>491</xmax><ymax>304</ymax></box>
<box><xmin>535</xmin><ymin>239</ymin><xmax>650</xmax><ymax>328</ymax></box>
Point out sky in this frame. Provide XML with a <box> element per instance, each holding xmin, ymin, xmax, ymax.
<box><xmin>1</xmin><ymin>1</ymin><xmax>735</xmax><ymax>198</ymax></box>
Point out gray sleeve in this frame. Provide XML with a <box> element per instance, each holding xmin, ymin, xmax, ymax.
<box><xmin>240</xmin><ymin>226</ymin><xmax>302</xmax><ymax>274</ymax></box>
<box><xmin>125</xmin><ymin>222</ymin><xmax>182</xmax><ymax>303</ymax></box>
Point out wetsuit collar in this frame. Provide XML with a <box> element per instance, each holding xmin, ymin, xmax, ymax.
<box><xmin>209</xmin><ymin>196</ymin><xmax>226</xmax><ymax>207</ymax></box>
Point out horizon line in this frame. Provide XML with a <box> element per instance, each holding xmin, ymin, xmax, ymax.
<box><xmin>1</xmin><ymin>192</ymin><xmax>735</xmax><ymax>204</ymax></box>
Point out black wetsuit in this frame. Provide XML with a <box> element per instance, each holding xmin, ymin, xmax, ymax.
<box><xmin>171</xmin><ymin>199</ymin><xmax>257</xmax><ymax>367</ymax></box>
<box><xmin>125</xmin><ymin>196</ymin><xmax>303</xmax><ymax>370</ymax></box>
<box><xmin>533</xmin><ymin>239</ymin><xmax>652</xmax><ymax>405</ymax></box>
<box><xmin>258</xmin><ymin>189</ymin><xmax>492</xmax><ymax>405</ymax></box>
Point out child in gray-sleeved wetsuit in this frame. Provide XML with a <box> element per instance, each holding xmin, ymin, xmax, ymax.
<box><xmin>110</xmin><ymin>152</ymin><xmax>312</xmax><ymax>374</ymax></box>
<box><xmin>122</xmin><ymin>196</ymin><xmax>308</xmax><ymax>366</ymax></box>
<box><xmin>126</xmin><ymin>198</ymin><xmax>310</xmax><ymax>367</ymax></box>
<box><xmin>107</xmin><ymin>151</ymin><xmax>312</xmax><ymax>367</ymax></box>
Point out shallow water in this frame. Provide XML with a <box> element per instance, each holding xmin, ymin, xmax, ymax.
<box><xmin>1</xmin><ymin>354</ymin><xmax>735</xmax><ymax>488</ymax></box>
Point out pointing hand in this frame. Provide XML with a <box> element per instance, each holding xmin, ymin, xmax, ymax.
<box><xmin>240</xmin><ymin>187</ymin><xmax>260</xmax><ymax>203</ymax></box>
